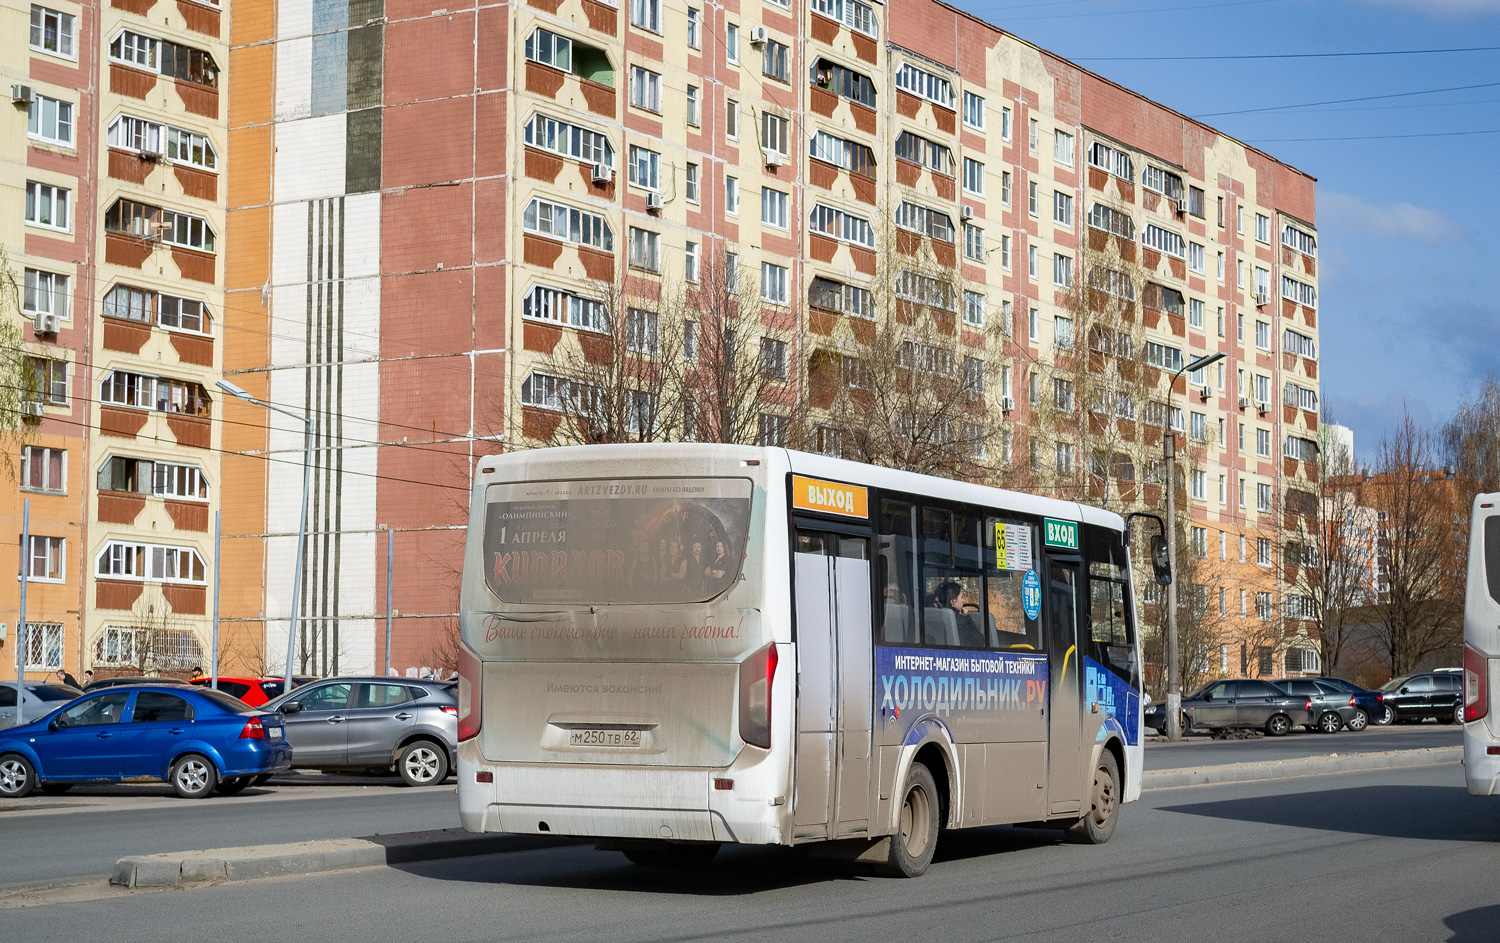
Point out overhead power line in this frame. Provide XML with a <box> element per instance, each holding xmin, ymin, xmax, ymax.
<box><xmin>1195</xmin><ymin>80</ymin><xmax>1500</xmax><ymax>118</ymax></box>
<box><xmin>1252</xmin><ymin>127</ymin><xmax>1500</xmax><ymax>143</ymax></box>
<box><xmin>1076</xmin><ymin>45</ymin><xmax>1500</xmax><ymax>62</ymax></box>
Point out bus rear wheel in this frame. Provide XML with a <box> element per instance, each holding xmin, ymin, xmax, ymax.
<box><xmin>876</xmin><ymin>762</ymin><xmax>940</xmax><ymax>878</ymax></box>
<box><xmin>1068</xmin><ymin>752</ymin><xmax>1120</xmax><ymax>845</ymax></box>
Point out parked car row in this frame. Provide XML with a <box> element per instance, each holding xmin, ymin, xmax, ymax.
<box><xmin>1144</xmin><ymin>671</ymin><xmax>1464</xmax><ymax>736</ymax></box>
<box><xmin>0</xmin><ymin>675</ymin><xmax>457</xmax><ymax>800</ymax></box>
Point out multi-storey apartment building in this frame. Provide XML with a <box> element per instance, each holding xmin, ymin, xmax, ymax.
<box><xmin>225</xmin><ymin>0</ymin><xmax>1320</xmax><ymax>679</ymax></box>
<box><xmin>2</xmin><ymin>0</ymin><xmax>226</xmax><ymax>681</ymax></box>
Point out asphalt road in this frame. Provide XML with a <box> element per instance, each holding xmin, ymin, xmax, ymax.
<box><xmin>1146</xmin><ymin>720</ymin><xmax>1460</xmax><ymax>768</ymax></box>
<box><xmin>0</xmin><ymin>773</ymin><xmax>460</xmax><ymax>888</ymax></box>
<box><xmin>3</xmin><ymin>761</ymin><xmax>1489</xmax><ymax>941</ymax></box>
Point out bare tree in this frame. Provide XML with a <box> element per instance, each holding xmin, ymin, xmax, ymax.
<box><xmin>1441</xmin><ymin>374</ymin><xmax>1500</xmax><ymax>495</ymax></box>
<box><xmin>0</xmin><ymin>247</ymin><xmax>35</xmax><ymax>481</ymax></box>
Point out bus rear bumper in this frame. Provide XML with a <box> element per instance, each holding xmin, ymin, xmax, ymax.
<box><xmin>457</xmin><ymin>742</ymin><xmax>785</xmax><ymax>845</ymax></box>
<box><xmin>1464</xmin><ymin>732</ymin><xmax>1500</xmax><ymax>795</ymax></box>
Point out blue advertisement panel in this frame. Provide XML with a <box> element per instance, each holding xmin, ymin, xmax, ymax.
<box><xmin>1084</xmin><ymin>656</ymin><xmax>1140</xmax><ymax>746</ymax></box>
<box><xmin>877</xmin><ymin>646</ymin><xmax>1049</xmax><ymax>719</ymax></box>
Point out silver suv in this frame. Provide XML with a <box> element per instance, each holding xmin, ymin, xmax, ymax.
<box><xmin>263</xmin><ymin>677</ymin><xmax>457</xmax><ymax>786</ymax></box>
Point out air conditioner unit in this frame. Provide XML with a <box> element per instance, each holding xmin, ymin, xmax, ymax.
<box><xmin>33</xmin><ymin>313</ymin><xmax>60</xmax><ymax>335</ymax></box>
<box><xmin>960</xmin><ymin>205</ymin><xmax>975</xmax><ymax>220</ymax></box>
<box><xmin>1175</xmin><ymin>197</ymin><xmax>1187</xmax><ymax>215</ymax></box>
<box><xmin>1256</xmin><ymin>400</ymin><xmax>1270</xmax><ymax>415</ymax></box>
<box><xmin>20</xmin><ymin>402</ymin><xmax>44</xmax><ymax>419</ymax></box>
<box><xmin>645</xmin><ymin>191</ymin><xmax>664</xmax><ymax>210</ymax></box>
<box><xmin>763</xmin><ymin>148</ymin><xmax>785</xmax><ymax>168</ymax></box>
<box><xmin>749</xmin><ymin>26</ymin><xmax>769</xmax><ymax>45</ymax></box>
<box><xmin>11</xmin><ymin>84</ymin><xmax>34</xmax><ymax>105</ymax></box>
<box><xmin>1000</xmin><ymin>395</ymin><xmax>1015</xmax><ymax>413</ymax></box>
<box><xmin>139</xmin><ymin>147</ymin><xmax>164</xmax><ymax>162</ymax></box>
<box><xmin>1238</xmin><ymin>395</ymin><xmax>1252</xmax><ymax>409</ymax></box>
<box><xmin>591</xmin><ymin>162</ymin><xmax>613</xmax><ymax>184</ymax></box>
<box><xmin>1199</xmin><ymin>385</ymin><xmax>1213</xmax><ymax>401</ymax></box>
<box><xmin>1254</xmin><ymin>292</ymin><xmax>1270</xmax><ymax>307</ymax></box>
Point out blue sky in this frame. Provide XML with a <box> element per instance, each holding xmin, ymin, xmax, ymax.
<box><xmin>949</xmin><ymin>0</ymin><xmax>1500</xmax><ymax>464</ymax></box>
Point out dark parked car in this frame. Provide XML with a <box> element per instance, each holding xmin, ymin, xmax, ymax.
<box><xmin>0</xmin><ymin>685</ymin><xmax>291</xmax><ymax>799</ymax></box>
<box><xmin>262</xmin><ymin>677</ymin><xmax>457</xmax><ymax>786</ymax></box>
<box><xmin>82</xmin><ymin>676</ymin><xmax>192</xmax><ymax>692</ymax></box>
<box><xmin>1379</xmin><ymin>671</ymin><xmax>1463</xmax><ymax>724</ymax></box>
<box><xmin>1</xmin><ymin>682</ymin><xmax>82</xmax><ymax>731</ymax></box>
<box><xmin>1273</xmin><ymin>678</ymin><xmax>1362</xmax><ymax>732</ymax></box>
<box><xmin>1146</xmin><ymin>679</ymin><xmax>1314</xmax><ymax>736</ymax></box>
<box><xmin>1308</xmin><ymin>677</ymin><xmax>1392</xmax><ymax>727</ymax></box>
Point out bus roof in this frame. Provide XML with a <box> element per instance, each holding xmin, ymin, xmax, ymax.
<box><xmin>478</xmin><ymin>444</ymin><xmax>1126</xmax><ymax>533</ymax></box>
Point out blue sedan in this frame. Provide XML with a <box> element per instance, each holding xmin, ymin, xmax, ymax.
<box><xmin>0</xmin><ymin>685</ymin><xmax>292</xmax><ymax>799</ymax></box>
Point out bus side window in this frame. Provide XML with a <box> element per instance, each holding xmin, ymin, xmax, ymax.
<box><xmin>984</xmin><ymin>518</ymin><xmax>1043</xmax><ymax>652</ymax></box>
<box><xmin>1085</xmin><ymin>525</ymin><xmax>1139</xmax><ymax>686</ymax></box>
<box><xmin>878</xmin><ymin>499</ymin><xmax>919</xmax><ymax>646</ymax></box>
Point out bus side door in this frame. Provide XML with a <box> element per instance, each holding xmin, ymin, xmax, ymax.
<box><xmin>1045</xmin><ymin>554</ymin><xmax>1088</xmax><ymax>814</ymax></box>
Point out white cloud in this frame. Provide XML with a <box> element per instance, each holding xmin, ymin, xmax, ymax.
<box><xmin>1319</xmin><ymin>192</ymin><xmax>1465</xmax><ymax>243</ymax></box>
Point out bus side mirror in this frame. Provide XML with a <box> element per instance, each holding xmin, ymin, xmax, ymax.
<box><xmin>1150</xmin><ymin>534</ymin><xmax>1172</xmax><ymax>586</ymax></box>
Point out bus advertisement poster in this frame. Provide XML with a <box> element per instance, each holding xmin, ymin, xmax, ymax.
<box><xmin>877</xmin><ymin>646</ymin><xmax>1048</xmax><ymax>717</ymax></box>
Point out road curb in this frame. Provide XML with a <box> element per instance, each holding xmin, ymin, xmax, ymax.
<box><xmin>1143</xmin><ymin>745</ymin><xmax>1462</xmax><ymax>790</ymax></box>
<box><xmin>109</xmin><ymin>829</ymin><xmax>579</xmax><ymax>889</ymax></box>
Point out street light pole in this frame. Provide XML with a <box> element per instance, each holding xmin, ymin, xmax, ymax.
<box><xmin>1163</xmin><ymin>352</ymin><xmax>1225</xmax><ymax>742</ymax></box>
<box><xmin>216</xmin><ymin>380</ymin><xmax>313</xmax><ymax>700</ymax></box>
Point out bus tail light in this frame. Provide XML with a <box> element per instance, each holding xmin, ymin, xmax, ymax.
<box><xmin>739</xmin><ymin>643</ymin><xmax>778</xmax><ymax>749</ymax></box>
<box><xmin>458</xmin><ymin>643</ymin><xmax>483</xmax><ymax>742</ymax></box>
<box><xmin>1464</xmin><ymin>642</ymin><xmax>1488</xmax><ymax>723</ymax></box>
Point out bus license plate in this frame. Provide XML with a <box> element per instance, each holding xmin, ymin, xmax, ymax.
<box><xmin>569</xmin><ymin>727</ymin><xmax>642</xmax><ymax>748</ymax></box>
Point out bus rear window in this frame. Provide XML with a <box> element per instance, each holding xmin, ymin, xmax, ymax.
<box><xmin>483</xmin><ymin>478</ymin><xmax>753</xmax><ymax>605</ymax></box>
<box><xmin>1488</xmin><ymin>516</ymin><xmax>1500</xmax><ymax>605</ymax></box>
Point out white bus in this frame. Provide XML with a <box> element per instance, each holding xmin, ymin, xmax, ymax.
<box><xmin>456</xmin><ymin>444</ymin><xmax>1147</xmax><ymax>876</ymax></box>
<box><xmin>1463</xmin><ymin>492</ymin><xmax>1500</xmax><ymax>795</ymax></box>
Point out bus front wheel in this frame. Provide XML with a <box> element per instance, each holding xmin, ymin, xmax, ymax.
<box><xmin>1068</xmin><ymin>752</ymin><xmax>1120</xmax><ymax>845</ymax></box>
<box><xmin>876</xmin><ymin>762</ymin><xmax>940</xmax><ymax>878</ymax></box>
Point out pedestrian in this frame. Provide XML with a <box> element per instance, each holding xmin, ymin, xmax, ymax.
<box><xmin>54</xmin><ymin>668</ymin><xmax>81</xmax><ymax>689</ymax></box>
<box><xmin>190</xmin><ymin>664</ymin><xmax>204</xmax><ymax>681</ymax></box>
<box><xmin>82</xmin><ymin>669</ymin><xmax>94</xmax><ymax>687</ymax></box>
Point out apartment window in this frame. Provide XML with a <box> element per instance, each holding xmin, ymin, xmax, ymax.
<box><xmin>157</xmin><ymin>295</ymin><xmax>208</xmax><ymax>333</ymax></box>
<box><xmin>1237</xmin><ymin>315</ymin><xmax>1245</xmax><ymax>343</ymax></box>
<box><xmin>1217</xmin><ymin>306</ymin><xmax>1225</xmax><ymax>336</ymax></box>
<box><xmin>1053</xmin><ymin>130</ymin><xmax>1074</xmax><ymax>166</ymax></box>
<box><xmin>894</xmin><ymin>200</ymin><xmax>954</xmax><ymax>242</ymax></box>
<box><xmin>1141</xmin><ymin>165</ymin><xmax>1183</xmax><ymax>198</ymax></box>
<box><xmin>522</xmin><ymin>198</ymin><xmax>613</xmax><ymax>250</ymax></box>
<box><xmin>1189</xmin><ymin>298</ymin><xmax>1204</xmax><ymax>330</ymax></box>
<box><xmin>963</xmin><ymin>91</ymin><xmax>985</xmax><ymax>130</ymax></box>
<box><xmin>686</xmin><ymin>7</ymin><xmax>700</xmax><ymax>48</ymax></box>
<box><xmin>809</xmin><ymin>131</ymin><xmax>876</xmax><ymax>177</ymax></box>
<box><xmin>1257</xmin><ymin>536</ymin><xmax>1272</xmax><ymax>565</ymax></box>
<box><xmin>22</xmin><ymin>535</ymin><xmax>65</xmax><ymax>581</ymax></box>
<box><xmin>1236</xmin><ymin>260</ymin><xmax>1245</xmax><ymax>289</ymax></box>
<box><xmin>1257</xmin><ymin>484</ymin><xmax>1273</xmax><ymax>514</ymax></box>
<box><xmin>1188</xmin><ymin>186</ymin><xmax>1205</xmax><ymax>217</ymax></box>
<box><xmin>1190</xmin><ymin>411</ymin><xmax>1207</xmax><ymax>442</ymax></box>
<box><xmin>1000</xmin><ymin>171</ymin><xmax>1011</xmax><ymax>206</ymax></box>
<box><xmin>808</xmin><ymin>204</ymin><xmax>875</xmax><ymax>248</ymax></box>
<box><xmin>1285</xmin><ymin>435</ymin><xmax>1319</xmax><ymax>462</ymax></box>
<box><xmin>761</xmin><ymin>188</ymin><xmax>789</xmax><ymax>229</ymax></box>
<box><xmin>1053</xmin><ymin>378</ymin><xmax>1075</xmax><ymax>412</ymax></box>
<box><xmin>810</xmin><ymin>58</ymin><xmax>877</xmax><ymax>108</ymax></box>
<box><xmin>1256</xmin><ymin>592</ymin><xmax>1273</xmax><ymax>621</ymax></box>
<box><xmin>963</xmin><ymin>357</ymin><xmax>985</xmax><ymax>396</ymax></box>
<box><xmin>1029</xmin><ymin>307</ymin><xmax>1039</xmax><ymax>341</ymax></box>
<box><xmin>1219</xmin><ymin>530</ymin><xmax>1228</xmax><ymax>559</ymax></box>
<box><xmin>1282</xmin><ymin>275</ymin><xmax>1317</xmax><ymax>308</ymax></box>
<box><xmin>761</xmin><ymin>262</ymin><xmax>789</xmax><ymax>305</ymax></box>
<box><xmin>1028</xmin><ymin>180</ymin><xmax>1038</xmax><ymax>217</ymax></box>
<box><xmin>160</xmin><ymin>210</ymin><xmax>215</xmax><ymax>252</ymax></box>
<box><xmin>1188</xmin><ymin>242</ymin><xmax>1205</xmax><ymax>274</ymax></box>
<box><xmin>1028</xmin><ymin>245</ymin><xmax>1038</xmax><ymax>280</ymax></box>
<box><xmin>962</xmin><ymin>158</ymin><xmax>984</xmax><ymax>195</ymax></box>
<box><xmin>757</xmin><ymin>413</ymin><xmax>788</xmax><ymax>447</ymax></box>
<box><xmin>1087</xmin><ymin>141</ymin><xmax>1133</xmax><ymax>179</ymax></box>
<box><xmin>1055</xmin><ymin>442</ymin><xmax>1075</xmax><ymax>475</ymax></box>
<box><xmin>1282</xmin><ymin>223</ymin><xmax>1317</xmax><ymax>257</ymax></box>
<box><xmin>761</xmin><ymin>112</ymin><xmax>790</xmax><ymax>158</ymax></box>
<box><xmin>522</xmin><ymin>113</ymin><xmax>614</xmax><ymax>167</ymax></box>
<box><xmin>629</xmin><ymin>66</ymin><xmax>662</xmax><ymax>112</ymax></box>
<box><xmin>153</xmin><ymin>462</ymin><xmax>208</xmax><ymax>500</ymax></box>
<box><xmin>894</xmin><ymin>271</ymin><xmax>955</xmax><ymax>310</ymax></box>
<box><xmin>964</xmin><ymin>291</ymin><xmax>985</xmax><ymax>327</ymax></box>
<box><xmin>726</xmin><ymin>98</ymin><xmax>739</xmax><ymax>139</ymax></box>
<box><xmin>522</xmin><ymin>283</ymin><xmax>607</xmax><ymax>330</ymax></box>
<box><xmin>30</xmin><ymin>5</ymin><xmax>76</xmax><ymax>58</ymax></box>
<box><xmin>25</xmin><ymin>181</ymin><xmax>69</xmax><ymax>232</ymax></box>
<box><xmin>1254</xmin><ymin>320</ymin><xmax>1271</xmax><ymax>351</ymax></box>
<box><xmin>1087</xmin><ymin>203</ymin><xmax>1134</xmax><ymax>239</ymax></box>
<box><xmin>894</xmin><ymin>131</ymin><xmax>952</xmax><ymax>174</ymax></box>
<box><xmin>684</xmin><ymin>321</ymin><xmax>699</xmax><ymax>363</ymax></box>
<box><xmin>1240</xmin><ymin>535</ymin><xmax>1247</xmax><ymax>562</ymax></box>
<box><xmin>1254</xmin><ymin>212</ymin><xmax>1270</xmax><ymax>243</ymax></box>
<box><xmin>686</xmin><ymin>85</ymin><xmax>700</xmax><ymax>126</ymax></box>
<box><xmin>811</xmin><ymin>0</ymin><xmax>878</xmax><ymax>37</ymax></box>
<box><xmin>1255</xmin><ymin>267</ymin><xmax>1271</xmax><ymax>302</ymax></box>
<box><xmin>1141</xmin><ymin>223</ymin><xmax>1185</xmax><ymax>259</ymax></box>
<box><xmin>21</xmin><ymin>447</ymin><xmax>65</xmax><ymax>493</ymax></box>
<box><xmin>725</xmin><ymin>252</ymin><xmax>739</xmax><ymax>288</ymax></box>
<box><xmin>762</xmin><ymin>38</ymin><xmax>790</xmax><ymax>83</ymax></box>
<box><xmin>1284</xmin><ymin>329</ymin><xmax>1318</xmax><ymax>360</ymax></box>
<box><xmin>1255</xmin><ymin>373</ymin><xmax>1271</xmax><ymax>405</ymax></box>
<box><xmin>1144</xmin><ymin>341</ymin><xmax>1183</xmax><ymax>371</ymax></box>
<box><xmin>27</xmin><ymin>94</ymin><xmax>73</xmax><ymax>146</ymax></box>
<box><xmin>1236</xmin><ymin>205</ymin><xmax>1244</xmax><ymax>234</ymax></box>
<box><xmin>684</xmin><ymin>241</ymin><xmax>699</xmax><ymax>282</ymax></box>
<box><xmin>808</xmin><ymin>277</ymin><xmax>873</xmax><ymax>319</ymax></box>
<box><xmin>894</xmin><ymin>62</ymin><xmax>954</xmax><ymax>108</ymax></box>
<box><xmin>726</xmin><ymin>24</ymin><xmax>739</xmax><ymax>64</ymax></box>
<box><xmin>1028</xmin><ymin>118</ymin><xmax>1038</xmax><ymax>153</ymax></box>
<box><xmin>1000</xmin><ymin>106</ymin><xmax>1012</xmax><ymax>141</ymax></box>
<box><xmin>625</xmin><ymin>308</ymin><xmax>659</xmax><ymax>355</ymax></box>
<box><xmin>999</xmin><ymin>234</ymin><xmax>1011</xmax><ymax>270</ymax></box>
<box><xmin>760</xmin><ymin>337</ymin><xmax>788</xmax><ymax>378</ymax></box>
<box><xmin>1053</xmin><ymin>254</ymin><xmax>1073</xmax><ymax>288</ymax></box>
<box><xmin>1256</xmin><ymin>427</ymin><xmax>1271</xmax><ymax>458</ymax></box>
<box><xmin>111</xmin><ymin>28</ymin><xmax>158</xmax><ymax>69</ymax></box>
<box><xmin>1054</xmin><ymin>315</ymin><xmax>1074</xmax><ymax>350</ymax></box>
<box><xmin>1217</xmin><ymin>251</ymin><xmax>1225</xmax><ymax>284</ymax></box>
<box><xmin>1189</xmin><ymin>470</ymin><xmax>1207</xmax><ymax>503</ymax></box>
<box><xmin>963</xmin><ymin>223</ymin><xmax>985</xmax><ymax>262</ymax></box>
<box><xmin>725</xmin><ymin>176</ymin><xmax>739</xmax><ymax>215</ymax></box>
<box><xmin>628</xmin><ymin>145</ymin><xmax>660</xmax><ymax>190</ymax></box>
<box><xmin>685</xmin><ymin>163</ymin><xmax>700</xmax><ymax>203</ymax></box>
<box><xmin>1191</xmin><ymin>526</ymin><xmax>1207</xmax><ymax>556</ymax></box>
<box><xmin>1028</xmin><ymin>371</ymin><xmax>1038</xmax><ymax>405</ymax></box>
<box><xmin>628</xmin><ymin>228</ymin><xmax>660</xmax><ymax>272</ymax></box>
<box><xmin>1053</xmin><ymin>190</ymin><xmax>1073</xmax><ymax>227</ymax></box>
<box><xmin>23</xmin><ymin>269</ymin><xmax>69</xmax><ymax>320</ymax></box>
<box><xmin>23</xmin><ymin>623</ymin><xmax>64</xmax><ymax>670</ymax></box>
<box><xmin>96</xmin><ymin>541</ymin><xmax>205</xmax><ymax>584</ymax></box>
<box><xmin>24</xmin><ymin>356</ymin><xmax>67</xmax><ymax>405</ymax></box>
<box><xmin>630</xmin><ymin>0</ymin><xmax>661</xmax><ymax>32</ymax></box>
